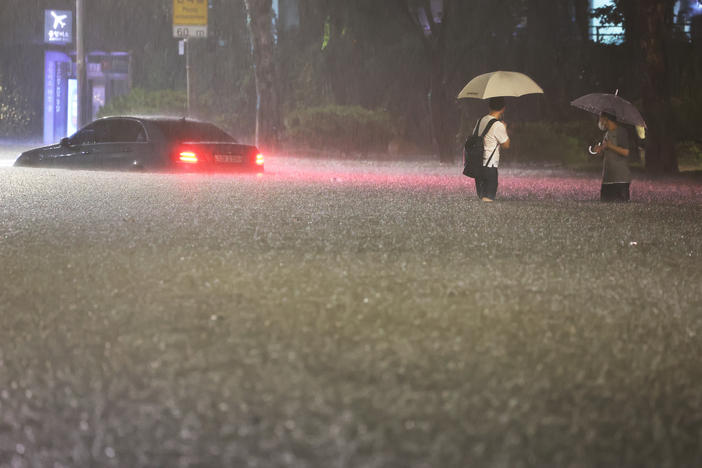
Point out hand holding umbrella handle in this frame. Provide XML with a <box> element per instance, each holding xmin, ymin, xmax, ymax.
<box><xmin>589</xmin><ymin>140</ymin><xmax>605</xmax><ymax>156</ymax></box>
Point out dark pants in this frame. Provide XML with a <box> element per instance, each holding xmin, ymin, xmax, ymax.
<box><xmin>475</xmin><ymin>167</ymin><xmax>498</xmax><ymax>200</ymax></box>
<box><xmin>600</xmin><ymin>183</ymin><xmax>630</xmax><ymax>202</ymax></box>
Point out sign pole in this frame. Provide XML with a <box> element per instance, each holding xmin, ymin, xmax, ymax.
<box><xmin>76</xmin><ymin>0</ymin><xmax>86</xmax><ymax>127</ymax></box>
<box><xmin>185</xmin><ymin>38</ymin><xmax>191</xmax><ymax>116</ymax></box>
<box><xmin>173</xmin><ymin>0</ymin><xmax>208</xmax><ymax>118</ymax></box>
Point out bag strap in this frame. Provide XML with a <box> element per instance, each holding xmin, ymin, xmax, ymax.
<box><xmin>484</xmin><ymin>143</ymin><xmax>498</xmax><ymax>168</ymax></box>
<box><xmin>471</xmin><ymin>117</ymin><xmax>498</xmax><ymax>137</ymax></box>
<box><xmin>481</xmin><ymin>118</ymin><xmax>499</xmax><ymax>167</ymax></box>
<box><xmin>480</xmin><ymin>118</ymin><xmax>498</xmax><ymax>139</ymax></box>
<box><xmin>472</xmin><ymin>118</ymin><xmax>481</xmax><ymax>137</ymax></box>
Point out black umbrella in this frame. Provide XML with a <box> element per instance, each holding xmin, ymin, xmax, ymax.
<box><xmin>570</xmin><ymin>92</ymin><xmax>647</xmax><ymax>128</ymax></box>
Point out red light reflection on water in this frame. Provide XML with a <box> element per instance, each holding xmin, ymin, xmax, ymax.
<box><xmin>265</xmin><ymin>156</ymin><xmax>702</xmax><ymax>205</ymax></box>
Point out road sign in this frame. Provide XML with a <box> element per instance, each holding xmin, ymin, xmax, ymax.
<box><xmin>173</xmin><ymin>25</ymin><xmax>208</xmax><ymax>38</ymax></box>
<box><xmin>44</xmin><ymin>10</ymin><xmax>73</xmax><ymax>44</ymax></box>
<box><xmin>173</xmin><ymin>0</ymin><xmax>208</xmax><ymax>38</ymax></box>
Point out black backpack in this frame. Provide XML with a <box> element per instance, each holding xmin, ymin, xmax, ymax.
<box><xmin>463</xmin><ymin>117</ymin><xmax>498</xmax><ymax>178</ymax></box>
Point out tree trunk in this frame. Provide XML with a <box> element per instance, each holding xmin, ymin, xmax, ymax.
<box><xmin>244</xmin><ymin>0</ymin><xmax>280</xmax><ymax>152</ymax></box>
<box><xmin>526</xmin><ymin>0</ymin><xmax>581</xmax><ymax>118</ymax></box>
<box><xmin>429</xmin><ymin>39</ymin><xmax>454</xmax><ymax>164</ymax></box>
<box><xmin>637</xmin><ymin>0</ymin><xmax>677</xmax><ymax>174</ymax></box>
<box><xmin>398</xmin><ymin>0</ymin><xmax>455</xmax><ymax>163</ymax></box>
<box><xmin>573</xmin><ymin>0</ymin><xmax>590</xmax><ymax>42</ymax></box>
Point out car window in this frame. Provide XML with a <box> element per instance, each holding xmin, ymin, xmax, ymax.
<box><xmin>91</xmin><ymin>121</ymin><xmax>113</xmax><ymax>143</ymax></box>
<box><xmin>70</xmin><ymin>123</ymin><xmax>102</xmax><ymax>145</ymax></box>
<box><xmin>153</xmin><ymin>121</ymin><xmax>236</xmax><ymax>142</ymax></box>
<box><xmin>107</xmin><ymin>119</ymin><xmax>149</xmax><ymax>143</ymax></box>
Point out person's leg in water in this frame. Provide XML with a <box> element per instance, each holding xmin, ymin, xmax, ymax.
<box><xmin>601</xmin><ymin>183</ymin><xmax>630</xmax><ymax>202</ymax></box>
<box><xmin>481</xmin><ymin>167</ymin><xmax>498</xmax><ymax>202</ymax></box>
<box><xmin>619</xmin><ymin>183</ymin><xmax>630</xmax><ymax>202</ymax></box>
<box><xmin>475</xmin><ymin>176</ymin><xmax>485</xmax><ymax>199</ymax></box>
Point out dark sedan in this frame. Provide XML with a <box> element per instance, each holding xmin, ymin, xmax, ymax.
<box><xmin>14</xmin><ymin>116</ymin><xmax>264</xmax><ymax>173</ymax></box>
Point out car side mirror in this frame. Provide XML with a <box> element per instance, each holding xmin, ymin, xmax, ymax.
<box><xmin>60</xmin><ymin>137</ymin><xmax>71</xmax><ymax>147</ymax></box>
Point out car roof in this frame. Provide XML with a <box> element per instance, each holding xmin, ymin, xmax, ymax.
<box><xmin>96</xmin><ymin>115</ymin><xmax>209</xmax><ymax>124</ymax></box>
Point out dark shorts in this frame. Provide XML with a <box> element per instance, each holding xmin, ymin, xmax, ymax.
<box><xmin>475</xmin><ymin>167</ymin><xmax>498</xmax><ymax>200</ymax></box>
<box><xmin>600</xmin><ymin>183</ymin><xmax>630</xmax><ymax>202</ymax></box>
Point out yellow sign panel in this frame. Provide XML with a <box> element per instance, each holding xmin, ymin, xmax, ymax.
<box><xmin>173</xmin><ymin>0</ymin><xmax>208</xmax><ymax>26</ymax></box>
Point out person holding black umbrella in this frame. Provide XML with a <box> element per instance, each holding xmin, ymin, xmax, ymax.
<box><xmin>593</xmin><ymin>111</ymin><xmax>631</xmax><ymax>202</ymax></box>
<box><xmin>571</xmin><ymin>91</ymin><xmax>646</xmax><ymax>203</ymax></box>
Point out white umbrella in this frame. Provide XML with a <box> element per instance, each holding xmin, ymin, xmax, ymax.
<box><xmin>457</xmin><ymin>71</ymin><xmax>544</xmax><ymax>100</ymax></box>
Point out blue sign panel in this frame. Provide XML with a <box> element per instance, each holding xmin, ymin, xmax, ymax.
<box><xmin>43</xmin><ymin>56</ymin><xmax>56</xmax><ymax>144</ymax></box>
<box><xmin>44</xmin><ymin>51</ymin><xmax>72</xmax><ymax>144</ymax></box>
<box><xmin>45</xmin><ymin>10</ymin><xmax>73</xmax><ymax>44</ymax></box>
<box><xmin>67</xmin><ymin>79</ymin><xmax>78</xmax><ymax>137</ymax></box>
<box><xmin>54</xmin><ymin>61</ymin><xmax>70</xmax><ymax>140</ymax></box>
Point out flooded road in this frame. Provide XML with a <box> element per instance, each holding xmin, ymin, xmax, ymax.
<box><xmin>1</xmin><ymin>156</ymin><xmax>701</xmax><ymax>467</ymax></box>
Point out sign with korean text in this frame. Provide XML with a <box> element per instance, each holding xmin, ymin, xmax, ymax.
<box><xmin>44</xmin><ymin>10</ymin><xmax>73</xmax><ymax>44</ymax></box>
<box><xmin>173</xmin><ymin>0</ymin><xmax>208</xmax><ymax>38</ymax></box>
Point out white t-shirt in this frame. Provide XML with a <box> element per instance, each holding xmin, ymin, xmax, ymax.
<box><xmin>473</xmin><ymin>115</ymin><xmax>509</xmax><ymax>168</ymax></box>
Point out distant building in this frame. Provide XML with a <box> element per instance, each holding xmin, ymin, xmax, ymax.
<box><xmin>277</xmin><ymin>0</ymin><xmax>300</xmax><ymax>32</ymax></box>
<box><xmin>43</xmin><ymin>51</ymin><xmax>132</xmax><ymax>143</ymax></box>
<box><xmin>589</xmin><ymin>0</ymin><xmax>624</xmax><ymax>44</ymax></box>
<box><xmin>589</xmin><ymin>0</ymin><xmax>695</xmax><ymax>44</ymax></box>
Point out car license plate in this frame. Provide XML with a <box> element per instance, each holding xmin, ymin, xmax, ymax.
<box><xmin>215</xmin><ymin>154</ymin><xmax>244</xmax><ymax>164</ymax></box>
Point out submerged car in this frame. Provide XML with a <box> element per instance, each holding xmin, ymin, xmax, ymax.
<box><xmin>14</xmin><ymin>116</ymin><xmax>264</xmax><ymax>172</ymax></box>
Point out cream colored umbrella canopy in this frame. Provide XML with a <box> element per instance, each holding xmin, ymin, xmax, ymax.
<box><xmin>458</xmin><ymin>71</ymin><xmax>544</xmax><ymax>99</ymax></box>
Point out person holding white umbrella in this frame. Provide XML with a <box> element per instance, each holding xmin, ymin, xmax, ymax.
<box><xmin>472</xmin><ymin>97</ymin><xmax>510</xmax><ymax>202</ymax></box>
<box><xmin>458</xmin><ymin>71</ymin><xmax>543</xmax><ymax>202</ymax></box>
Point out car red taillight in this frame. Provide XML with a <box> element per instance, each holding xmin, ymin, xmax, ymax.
<box><xmin>179</xmin><ymin>151</ymin><xmax>198</xmax><ymax>163</ymax></box>
<box><xmin>255</xmin><ymin>153</ymin><xmax>264</xmax><ymax>166</ymax></box>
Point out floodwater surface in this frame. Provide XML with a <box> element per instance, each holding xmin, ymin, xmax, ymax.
<box><xmin>1</xmin><ymin>155</ymin><xmax>701</xmax><ymax>467</ymax></box>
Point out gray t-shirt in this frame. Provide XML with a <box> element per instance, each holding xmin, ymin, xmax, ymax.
<box><xmin>602</xmin><ymin>126</ymin><xmax>631</xmax><ymax>184</ymax></box>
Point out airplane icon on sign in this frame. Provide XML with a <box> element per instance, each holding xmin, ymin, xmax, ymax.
<box><xmin>51</xmin><ymin>11</ymin><xmax>67</xmax><ymax>29</ymax></box>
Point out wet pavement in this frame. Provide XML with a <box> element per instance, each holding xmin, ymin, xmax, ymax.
<box><xmin>1</xmin><ymin>155</ymin><xmax>701</xmax><ymax>467</ymax></box>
